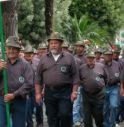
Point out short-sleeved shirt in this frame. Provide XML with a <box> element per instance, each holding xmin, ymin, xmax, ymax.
<box><xmin>114</xmin><ymin>58</ymin><xmax>124</xmax><ymax>71</ymax></box>
<box><xmin>36</xmin><ymin>51</ymin><xmax>80</xmax><ymax>87</ymax></box>
<box><xmin>75</xmin><ymin>53</ymin><xmax>87</xmax><ymax>64</ymax></box>
<box><xmin>104</xmin><ymin>60</ymin><xmax>120</xmax><ymax>86</ymax></box>
<box><xmin>95</xmin><ymin>58</ymin><xmax>104</xmax><ymax>64</ymax></box>
<box><xmin>0</xmin><ymin>58</ymin><xmax>34</xmax><ymax>97</ymax></box>
<box><xmin>121</xmin><ymin>67</ymin><xmax>124</xmax><ymax>83</ymax></box>
<box><xmin>80</xmin><ymin>62</ymin><xmax>106</xmax><ymax>93</ymax></box>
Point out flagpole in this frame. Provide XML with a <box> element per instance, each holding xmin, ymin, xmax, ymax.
<box><xmin>0</xmin><ymin>1</ymin><xmax>11</xmax><ymax>127</ymax></box>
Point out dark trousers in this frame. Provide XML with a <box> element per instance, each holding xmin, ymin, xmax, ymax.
<box><xmin>26</xmin><ymin>95</ymin><xmax>43</xmax><ymax>127</ymax></box>
<box><xmin>0</xmin><ymin>96</ymin><xmax>26</xmax><ymax>127</ymax></box>
<box><xmin>26</xmin><ymin>96</ymin><xmax>34</xmax><ymax>127</ymax></box>
<box><xmin>82</xmin><ymin>90</ymin><xmax>104</xmax><ymax>127</ymax></box>
<box><xmin>35</xmin><ymin>102</ymin><xmax>43</xmax><ymax>125</ymax></box>
<box><xmin>44</xmin><ymin>86</ymin><xmax>73</xmax><ymax>127</ymax></box>
<box><xmin>120</xmin><ymin>97</ymin><xmax>124</xmax><ymax>121</ymax></box>
<box><xmin>117</xmin><ymin>96</ymin><xmax>124</xmax><ymax>123</ymax></box>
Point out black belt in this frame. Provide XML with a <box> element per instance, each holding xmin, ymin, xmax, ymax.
<box><xmin>46</xmin><ymin>84</ymin><xmax>71</xmax><ymax>91</ymax></box>
<box><xmin>83</xmin><ymin>88</ymin><xmax>103</xmax><ymax>95</ymax></box>
<box><xmin>107</xmin><ymin>83</ymin><xmax>119</xmax><ymax>87</ymax></box>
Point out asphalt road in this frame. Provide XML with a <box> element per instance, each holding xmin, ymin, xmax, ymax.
<box><xmin>33</xmin><ymin>105</ymin><xmax>124</xmax><ymax>127</ymax></box>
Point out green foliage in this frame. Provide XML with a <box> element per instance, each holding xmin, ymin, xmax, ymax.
<box><xmin>69</xmin><ymin>0</ymin><xmax>124</xmax><ymax>38</ymax></box>
<box><xmin>70</xmin><ymin>15</ymin><xmax>110</xmax><ymax>45</ymax></box>
<box><xmin>18</xmin><ymin>0</ymin><xmax>124</xmax><ymax>46</ymax></box>
<box><xmin>18</xmin><ymin>0</ymin><xmax>45</xmax><ymax>46</ymax></box>
<box><xmin>53</xmin><ymin>0</ymin><xmax>72</xmax><ymax>42</ymax></box>
<box><xmin>18</xmin><ymin>0</ymin><xmax>33</xmax><ymax>40</ymax></box>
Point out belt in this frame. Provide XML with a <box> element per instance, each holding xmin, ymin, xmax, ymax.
<box><xmin>46</xmin><ymin>84</ymin><xmax>71</xmax><ymax>91</ymax></box>
<box><xmin>107</xmin><ymin>83</ymin><xmax>118</xmax><ymax>87</ymax></box>
<box><xmin>83</xmin><ymin>88</ymin><xmax>103</xmax><ymax>95</ymax></box>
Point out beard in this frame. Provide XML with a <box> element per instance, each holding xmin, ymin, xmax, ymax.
<box><xmin>50</xmin><ymin>49</ymin><xmax>58</xmax><ymax>55</ymax></box>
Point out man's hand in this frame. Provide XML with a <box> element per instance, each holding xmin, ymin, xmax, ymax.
<box><xmin>120</xmin><ymin>83</ymin><xmax>124</xmax><ymax>96</ymax></box>
<box><xmin>35</xmin><ymin>93</ymin><xmax>42</xmax><ymax>104</ymax></box>
<box><xmin>120</xmin><ymin>88</ymin><xmax>124</xmax><ymax>96</ymax></box>
<box><xmin>0</xmin><ymin>60</ymin><xmax>7</xmax><ymax>71</ymax></box>
<box><xmin>4</xmin><ymin>93</ymin><xmax>15</xmax><ymax>102</ymax></box>
<box><xmin>71</xmin><ymin>91</ymin><xmax>78</xmax><ymax>102</ymax></box>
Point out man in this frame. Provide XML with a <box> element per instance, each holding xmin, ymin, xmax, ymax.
<box><xmin>24</xmin><ymin>45</ymin><xmax>44</xmax><ymax>127</ymax></box>
<box><xmin>103</xmin><ymin>50</ymin><xmax>120</xmax><ymax>127</ymax></box>
<box><xmin>79</xmin><ymin>52</ymin><xmax>105</xmax><ymax>127</ymax></box>
<box><xmin>113</xmin><ymin>49</ymin><xmax>124</xmax><ymax>69</ymax></box>
<box><xmin>24</xmin><ymin>45</ymin><xmax>35</xmax><ymax>127</ymax></box>
<box><xmin>75</xmin><ymin>41</ymin><xmax>86</xmax><ymax>64</ymax></box>
<box><xmin>62</xmin><ymin>41</ymin><xmax>69</xmax><ymax>52</ymax></box>
<box><xmin>73</xmin><ymin>41</ymin><xmax>86</xmax><ymax>126</ymax></box>
<box><xmin>0</xmin><ymin>36</ymin><xmax>34</xmax><ymax>127</ymax></box>
<box><xmin>37</xmin><ymin>43</ymin><xmax>47</xmax><ymax>59</ymax></box>
<box><xmin>35</xmin><ymin>32</ymin><xmax>79</xmax><ymax>127</ymax></box>
<box><xmin>95</xmin><ymin>48</ymin><xmax>104</xmax><ymax>63</ymax></box>
<box><xmin>120</xmin><ymin>66</ymin><xmax>124</xmax><ymax>122</ymax></box>
<box><xmin>72</xmin><ymin>57</ymin><xmax>82</xmax><ymax>127</ymax></box>
<box><xmin>113</xmin><ymin>48</ymin><xmax>124</xmax><ymax>125</ymax></box>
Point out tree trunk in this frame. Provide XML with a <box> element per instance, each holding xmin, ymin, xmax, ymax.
<box><xmin>2</xmin><ymin>0</ymin><xmax>18</xmax><ymax>40</ymax></box>
<box><xmin>45</xmin><ymin>0</ymin><xmax>54</xmax><ymax>36</ymax></box>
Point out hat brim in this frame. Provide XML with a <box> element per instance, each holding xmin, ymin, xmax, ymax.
<box><xmin>47</xmin><ymin>38</ymin><xmax>64</xmax><ymax>42</ymax></box>
<box><xmin>113</xmin><ymin>51</ymin><xmax>120</xmax><ymax>53</ymax></box>
<box><xmin>87</xmin><ymin>55</ymin><xmax>95</xmax><ymax>58</ymax></box>
<box><xmin>6</xmin><ymin>44</ymin><xmax>21</xmax><ymax>49</ymax></box>
<box><xmin>95</xmin><ymin>51</ymin><xmax>102</xmax><ymax>54</ymax></box>
<box><xmin>24</xmin><ymin>51</ymin><xmax>33</xmax><ymax>53</ymax></box>
<box><xmin>75</xmin><ymin>44</ymin><xmax>85</xmax><ymax>47</ymax></box>
<box><xmin>104</xmin><ymin>53</ymin><xmax>113</xmax><ymax>55</ymax></box>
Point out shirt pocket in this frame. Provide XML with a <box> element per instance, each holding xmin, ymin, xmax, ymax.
<box><xmin>57</xmin><ymin>64</ymin><xmax>71</xmax><ymax>74</ymax></box>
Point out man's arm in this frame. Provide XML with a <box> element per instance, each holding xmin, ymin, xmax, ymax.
<box><xmin>35</xmin><ymin>59</ymin><xmax>44</xmax><ymax>103</ymax></box>
<box><xmin>120</xmin><ymin>67</ymin><xmax>124</xmax><ymax>96</ymax></box>
<box><xmin>71</xmin><ymin>56</ymin><xmax>80</xmax><ymax>101</ymax></box>
<box><xmin>4</xmin><ymin>62</ymin><xmax>34</xmax><ymax>102</ymax></box>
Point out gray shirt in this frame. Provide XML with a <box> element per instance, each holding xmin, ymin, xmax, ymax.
<box><xmin>75</xmin><ymin>53</ymin><xmax>87</xmax><ymax>64</ymax></box>
<box><xmin>36</xmin><ymin>51</ymin><xmax>80</xmax><ymax>87</ymax></box>
<box><xmin>121</xmin><ymin>66</ymin><xmax>124</xmax><ymax>83</ymax></box>
<box><xmin>0</xmin><ymin>58</ymin><xmax>34</xmax><ymax>97</ymax></box>
<box><xmin>114</xmin><ymin>58</ymin><xmax>124</xmax><ymax>71</ymax></box>
<box><xmin>95</xmin><ymin>58</ymin><xmax>104</xmax><ymax>64</ymax></box>
<box><xmin>104</xmin><ymin>60</ymin><xmax>120</xmax><ymax>86</ymax></box>
<box><xmin>80</xmin><ymin>62</ymin><xmax>106</xmax><ymax>93</ymax></box>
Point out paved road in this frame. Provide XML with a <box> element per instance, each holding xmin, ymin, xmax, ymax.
<box><xmin>33</xmin><ymin>105</ymin><xmax>124</xmax><ymax>127</ymax></box>
<box><xmin>42</xmin><ymin>123</ymin><xmax>124</xmax><ymax>127</ymax></box>
<box><xmin>42</xmin><ymin>121</ymin><xmax>124</xmax><ymax>127</ymax></box>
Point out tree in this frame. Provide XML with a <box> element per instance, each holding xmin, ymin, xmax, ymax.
<box><xmin>2</xmin><ymin>0</ymin><xmax>18</xmax><ymax>40</ymax></box>
<box><xmin>18</xmin><ymin>0</ymin><xmax>46</xmax><ymax>46</ymax></box>
<box><xmin>69</xmin><ymin>0</ymin><xmax>124</xmax><ymax>39</ymax></box>
<box><xmin>31</xmin><ymin>0</ymin><xmax>46</xmax><ymax>43</ymax></box>
<box><xmin>18</xmin><ymin>0</ymin><xmax>34</xmax><ymax>41</ymax></box>
<box><xmin>45</xmin><ymin>0</ymin><xmax>54</xmax><ymax>36</ymax></box>
<box><xmin>70</xmin><ymin>15</ymin><xmax>110</xmax><ymax>45</ymax></box>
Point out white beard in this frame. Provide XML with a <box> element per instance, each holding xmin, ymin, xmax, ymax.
<box><xmin>50</xmin><ymin>49</ymin><xmax>58</xmax><ymax>55</ymax></box>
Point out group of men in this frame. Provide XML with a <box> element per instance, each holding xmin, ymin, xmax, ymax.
<box><xmin>0</xmin><ymin>32</ymin><xmax>124</xmax><ymax>127</ymax></box>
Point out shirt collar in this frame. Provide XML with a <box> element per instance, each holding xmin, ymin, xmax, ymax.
<box><xmin>47</xmin><ymin>51</ymin><xmax>65</xmax><ymax>57</ymax></box>
<box><xmin>77</xmin><ymin>52</ymin><xmax>85</xmax><ymax>56</ymax></box>
<box><xmin>105</xmin><ymin>61</ymin><xmax>112</xmax><ymax>66</ymax></box>
<box><xmin>87</xmin><ymin>63</ymin><xmax>95</xmax><ymax>69</ymax></box>
<box><xmin>7</xmin><ymin>57</ymin><xmax>20</xmax><ymax>65</ymax></box>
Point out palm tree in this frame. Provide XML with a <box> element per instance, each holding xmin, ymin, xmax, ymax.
<box><xmin>70</xmin><ymin>15</ymin><xmax>110</xmax><ymax>45</ymax></box>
